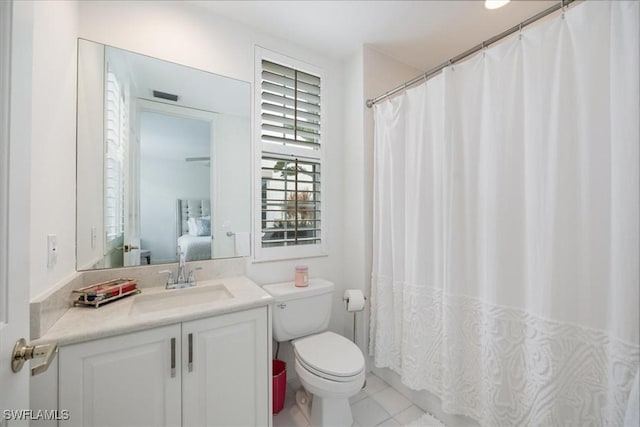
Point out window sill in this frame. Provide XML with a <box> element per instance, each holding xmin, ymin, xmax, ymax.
<box><xmin>252</xmin><ymin>246</ymin><xmax>328</xmax><ymax>263</ymax></box>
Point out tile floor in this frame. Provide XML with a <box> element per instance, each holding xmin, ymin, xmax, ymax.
<box><xmin>273</xmin><ymin>373</ymin><xmax>428</xmax><ymax>427</ymax></box>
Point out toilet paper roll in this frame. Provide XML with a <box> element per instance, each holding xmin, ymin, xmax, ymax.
<box><xmin>344</xmin><ymin>289</ymin><xmax>365</xmax><ymax>312</ymax></box>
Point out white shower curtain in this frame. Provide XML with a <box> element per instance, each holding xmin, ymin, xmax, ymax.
<box><xmin>370</xmin><ymin>2</ymin><xmax>639</xmax><ymax>425</ymax></box>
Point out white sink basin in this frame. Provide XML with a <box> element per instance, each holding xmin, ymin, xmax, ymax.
<box><xmin>130</xmin><ymin>284</ymin><xmax>233</xmax><ymax>315</ymax></box>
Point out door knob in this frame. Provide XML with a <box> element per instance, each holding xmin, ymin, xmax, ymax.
<box><xmin>11</xmin><ymin>338</ymin><xmax>58</xmax><ymax>376</ymax></box>
<box><xmin>123</xmin><ymin>244</ymin><xmax>139</xmax><ymax>253</ymax></box>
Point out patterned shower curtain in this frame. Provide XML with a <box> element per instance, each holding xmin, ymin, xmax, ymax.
<box><xmin>370</xmin><ymin>2</ymin><xmax>639</xmax><ymax>425</ymax></box>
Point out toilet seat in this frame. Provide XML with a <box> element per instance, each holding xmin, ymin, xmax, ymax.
<box><xmin>293</xmin><ymin>331</ymin><xmax>364</xmax><ymax>382</ymax></box>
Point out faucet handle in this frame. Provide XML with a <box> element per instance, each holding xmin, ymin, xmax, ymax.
<box><xmin>187</xmin><ymin>267</ymin><xmax>203</xmax><ymax>286</ymax></box>
<box><xmin>159</xmin><ymin>270</ymin><xmax>175</xmax><ymax>286</ymax></box>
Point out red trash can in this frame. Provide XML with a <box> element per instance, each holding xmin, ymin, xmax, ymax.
<box><xmin>272</xmin><ymin>359</ymin><xmax>287</xmax><ymax>414</ymax></box>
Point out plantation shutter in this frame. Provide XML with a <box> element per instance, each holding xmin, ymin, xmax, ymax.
<box><xmin>261</xmin><ymin>60</ymin><xmax>321</xmax><ymax>153</ymax></box>
<box><xmin>260</xmin><ymin>59</ymin><xmax>322</xmax><ymax>248</ymax></box>
<box><xmin>104</xmin><ymin>67</ymin><xmax>127</xmax><ymax>248</ymax></box>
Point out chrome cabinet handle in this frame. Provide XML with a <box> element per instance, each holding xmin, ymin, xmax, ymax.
<box><xmin>11</xmin><ymin>338</ymin><xmax>58</xmax><ymax>376</ymax></box>
<box><xmin>188</xmin><ymin>333</ymin><xmax>193</xmax><ymax>372</ymax></box>
<box><xmin>170</xmin><ymin>338</ymin><xmax>176</xmax><ymax>378</ymax></box>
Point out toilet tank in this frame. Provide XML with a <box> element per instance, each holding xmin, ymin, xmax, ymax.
<box><xmin>263</xmin><ymin>279</ymin><xmax>334</xmax><ymax>342</ymax></box>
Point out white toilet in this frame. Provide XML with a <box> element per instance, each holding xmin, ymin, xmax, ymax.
<box><xmin>264</xmin><ymin>279</ymin><xmax>365</xmax><ymax>427</ymax></box>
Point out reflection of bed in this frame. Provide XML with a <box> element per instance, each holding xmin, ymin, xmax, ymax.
<box><xmin>176</xmin><ymin>199</ymin><xmax>212</xmax><ymax>261</ymax></box>
<box><xmin>177</xmin><ymin>234</ymin><xmax>211</xmax><ymax>261</ymax></box>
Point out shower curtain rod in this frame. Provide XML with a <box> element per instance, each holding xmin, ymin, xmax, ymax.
<box><xmin>365</xmin><ymin>0</ymin><xmax>577</xmax><ymax>108</ymax></box>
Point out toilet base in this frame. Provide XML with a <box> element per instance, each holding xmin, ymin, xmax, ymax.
<box><xmin>296</xmin><ymin>386</ymin><xmax>354</xmax><ymax>427</ymax></box>
<box><xmin>309</xmin><ymin>395</ymin><xmax>353</xmax><ymax>427</ymax></box>
<box><xmin>293</xmin><ymin>354</ymin><xmax>364</xmax><ymax>427</ymax></box>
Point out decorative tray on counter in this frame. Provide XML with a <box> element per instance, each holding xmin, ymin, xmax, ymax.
<box><xmin>72</xmin><ymin>278</ymin><xmax>140</xmax><ymax>308</ymax></box>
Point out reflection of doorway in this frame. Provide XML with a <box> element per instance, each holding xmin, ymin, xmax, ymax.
<box><xmin>135</xmin><ymin>101</ymin><xmax>214</xmax><ymax>265</ymax></box>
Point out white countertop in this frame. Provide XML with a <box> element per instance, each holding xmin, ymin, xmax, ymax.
<box><xmin>34</xmin><ymin>276</ymin><xmax>273</xmax><ymax>347</ymax></box>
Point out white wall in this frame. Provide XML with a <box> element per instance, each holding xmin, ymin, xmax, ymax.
<box><xmin>29</xmin><ymin>0</ymin><xmax>78</xmax><ymax>298</ymax></box>
<box><xmin>140</xmin><ymin>156</ymin><xmax>211</xmax><ymax>262</ymax></box>
<box><xmin>212</xmin><ymin>114</ymin><xmax>251</xmax><ymax>258</ymax></box>
<box><xmin>140</xmin><ymin>112</ymin><xmax>211</xmax><ymax>263</ymax></box>
<box><xmin>341</xmin><ymin>48</ymin><xmax>365</xmax><ymax>351</ymax></box>
<box><xmin>140</xmin><ymin>111</ymin><xmax>211</xmax><ymax>263</ymax></box>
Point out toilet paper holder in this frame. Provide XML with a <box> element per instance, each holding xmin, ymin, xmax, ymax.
<box><xmin>343</xmin><ymin>290</ymin><xmax>367</xmax><ymax>344</ymax></box>
<box><xmin>342</xmin><ymin>289</ymin><xmax>367</xmax><ymax>313</ymax></box>
<box><xmin>342</xmin><ymin>293</ymin><xmax>367</xmax><ymax>305</ymax></box>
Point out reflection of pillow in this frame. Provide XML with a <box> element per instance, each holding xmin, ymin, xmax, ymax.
<box><xmin>196</xmin><ymin>218</ymin><xmax>211</xmax><ymax>236</ymax></box>
<box><xmin>187</xmin><ymin>218</ymin><xmax>198</xmax><ymax>236</ymax></box>
<box><xmin>188</xmin><ymin>217</ymin><xmax>211</xmax><ymax>236</ymax></box>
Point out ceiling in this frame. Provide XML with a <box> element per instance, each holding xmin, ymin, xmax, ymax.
<box><xmin>191</xmin><ymin>0</ymin><xmax>557</xmax><ymax>71</ymax></box>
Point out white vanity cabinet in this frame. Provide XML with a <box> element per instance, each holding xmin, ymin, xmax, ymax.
<box><xmin>58</xmin><ymin>307</ymin><xmax>269</xmax><ymax>427</ymax></box>
<box><xmin>59</xmin><ymin>324</ymin><xmax>182</xmax><ymax>427</ymax></box>
<box><xmin>182</xmin><ymin>307</ymin><xmax>269</xmax><ymax>427</ymax></box>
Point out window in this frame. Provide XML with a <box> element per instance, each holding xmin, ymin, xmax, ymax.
<box><xmin>255</xmin><ymin>49</ymin><xmax>326</xmax><ymax>260</ymax></box>
<box><xmin>104</xmin><ymin>65</ymin><xmax>128</xmax><ymax>251</ymax></box>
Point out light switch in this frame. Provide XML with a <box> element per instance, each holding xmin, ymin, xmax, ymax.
<box><xmin>47</xmin><ymin>234</ymin><xmax>57</xmax><ymax>270</ymax></box>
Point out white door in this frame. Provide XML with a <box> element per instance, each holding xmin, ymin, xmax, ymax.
<box><xmin>123</xmin><ymin>90</ymin><xmax>142</xmax><ymax>267</ymax></box>
<box><xmin>182</xmin><ymin>308</ymin><xmax>270</xmax><ymax>427</ymax></box>
<box><xmin>123</xmin><ymin>131</ymin><xmax>141</xmax><ymax>267</ymax></box>
<box><xmin>59</xmin><ymin>325</ymin><xmax>182</xmax><ymax>427</ymax></box>
<box><xmin>0</xmin><ymin>1</ymin><xmax>33</xmax><ymax>422</ymax></box>
<box><xmin>0</xmin><ymin>0</ymin><xmax>56</xmax><ymax>422</ymax></box>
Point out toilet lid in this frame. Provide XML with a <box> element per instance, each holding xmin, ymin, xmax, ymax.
<box><xmin>293</xmin><ymin>331</ymin><xmax>364</xmax><ymax>379</ymax></box>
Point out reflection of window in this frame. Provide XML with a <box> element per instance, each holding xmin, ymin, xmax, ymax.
<box><xmin>104</xmin><ymin>66</ymin><xmax>127</xmax><ymax>250</ymax></box>
<box><xmin>256</xmin><ymin>50</ymin><xmax>326</xmax><ymax>260</ymax></box>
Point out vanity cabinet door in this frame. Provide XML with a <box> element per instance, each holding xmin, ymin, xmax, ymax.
<box><xmin>182</xmin><ymin>307</ymin><xmax>269</xmax><ymax>427</ymax></box>
<box><xmin>59</xmin><ymin>324</ymin><xmax>182</xmax><ymax>427</ymax></box>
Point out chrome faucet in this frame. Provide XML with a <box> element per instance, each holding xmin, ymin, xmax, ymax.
<box><xmin>176</xmin><ymin>250</ymin><xmax>187</xmax><ymax>285</ymax></box>
<box><xmin>159</xmin><ymin>270</ymin><xmax>175</xmax><ymax>289</ymax></box>
<box><xmin>187</xmin><ymin>267</ymin><xmax>202</xmax><ymax>286</ymax></box>
<box><xmin>159</xmin><ymin>250</ymin><xmax>202</xmax><ymax>289</ymax></box>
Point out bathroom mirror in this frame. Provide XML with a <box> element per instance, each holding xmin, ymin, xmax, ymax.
<box><xmin>76</xmin><ymin>39</ymin><xmax>251</xmax><ymax>271</ymax></box>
